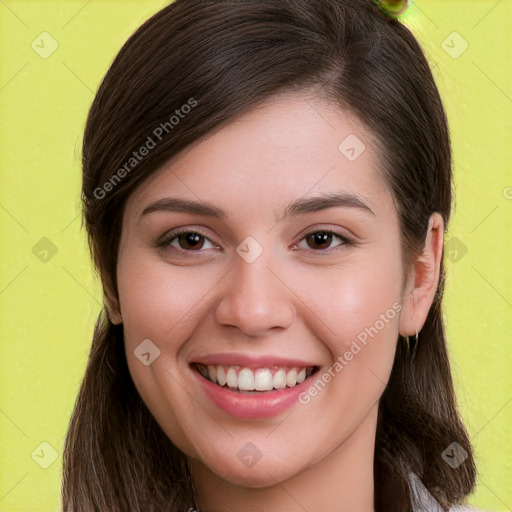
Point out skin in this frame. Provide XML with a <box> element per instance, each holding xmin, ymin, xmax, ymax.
<box><xmin>110</xmin><ymin>93</ymin><xmax>444</xmax><ymax>512</ymax></box>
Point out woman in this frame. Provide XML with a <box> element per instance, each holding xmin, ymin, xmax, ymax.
<box><xmin>62</xmin><ymin>0</ymin><xmax>480</xmax><ymax>510</ymax></box>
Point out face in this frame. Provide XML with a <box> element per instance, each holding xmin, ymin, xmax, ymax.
<box><xmin>116</xmin><ymin>94</ymin><xmax>407</xmax><ymax>488</ymax></box>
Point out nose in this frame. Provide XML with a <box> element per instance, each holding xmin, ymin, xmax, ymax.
<box><xmin>214</xmin><ymin>250</ymin><xmax>296</xmax><ymax>337</ymax></box>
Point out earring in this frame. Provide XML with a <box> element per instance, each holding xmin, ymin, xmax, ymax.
<box><xmin>409</xmin><ymin>328</ymin><xmax>419</xmax><ymax>355</ymax></box>
<box><xmin>404</xmin><ymin>329</ymin><xmax>419</xmax><ymax>354</ymax></box>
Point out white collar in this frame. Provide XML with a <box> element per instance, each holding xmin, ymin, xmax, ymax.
<box><xmin>408</xmin><ymin>472</ymin><xmax>478</xmax><ymax>512</ymax></box>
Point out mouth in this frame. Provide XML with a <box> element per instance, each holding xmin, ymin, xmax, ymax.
<box><xmin>191</xmin><ymin>363</ymin><xmax>320</xmax><ymax>394</ymax></box>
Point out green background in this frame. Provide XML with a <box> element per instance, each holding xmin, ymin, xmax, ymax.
<box><xmin>0</xmin><ymin>1</ymin><xmax>511</xmax><ymax>510</ymax></box>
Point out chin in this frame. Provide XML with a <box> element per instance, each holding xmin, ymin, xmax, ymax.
<box><xmin>196</xmin><ymin>447</ymin><xmax>313</xmax><ymax>489</ymax></box>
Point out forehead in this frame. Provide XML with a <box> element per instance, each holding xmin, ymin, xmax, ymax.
<box><xmin>125</xmin><ymin>94</ymin><xmax>391</xmax><ymax>220</ymax></box>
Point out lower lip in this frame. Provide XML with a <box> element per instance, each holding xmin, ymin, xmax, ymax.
<box><xmin>191</xmin><ymin>367</ymin><xmax>315</xmax><ymax>419</ymax></box>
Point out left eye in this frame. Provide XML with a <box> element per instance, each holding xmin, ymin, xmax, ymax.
<box><xmin>157</xmin><ymin>229</ymin><xmax>353</xmax><ymax>253</ymax></box>
<box><xmin>294</xmin><ymin>230</ymin><xmax>352</xmax><ymax>251</ymax></box>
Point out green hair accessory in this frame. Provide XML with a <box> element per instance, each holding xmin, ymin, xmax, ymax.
<box><xmin>374</xmin><ymin>0</ymin><xmax>410</xmax><ymax>17</ymax></box>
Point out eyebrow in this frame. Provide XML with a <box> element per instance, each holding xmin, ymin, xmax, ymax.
<box><xmin>139</xmin><ymin>191</ymin><xmax>375</xmax><ymax>223</ymax></box>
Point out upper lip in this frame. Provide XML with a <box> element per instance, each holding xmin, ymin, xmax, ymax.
<box><xmin>190</xmin><ymin>353</ymin><xmax>319</xmax><ymax>368</ymax></box>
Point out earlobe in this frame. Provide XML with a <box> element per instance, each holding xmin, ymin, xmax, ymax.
<box><xmin>399</xmin><ymin>212</ymin><xmax>444</xmax><ymax>337</ymax></box>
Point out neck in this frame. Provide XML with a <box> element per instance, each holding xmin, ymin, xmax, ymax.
<box><xmin>189</xmin><ymin>404</ymin><xmax>378</xmax><ymax>512</ymax></box>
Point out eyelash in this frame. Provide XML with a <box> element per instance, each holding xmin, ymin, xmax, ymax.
<box><xmin>156</xmin><ymin>228</ymin><xmax>357</xmax><ymax>255</ymax></box>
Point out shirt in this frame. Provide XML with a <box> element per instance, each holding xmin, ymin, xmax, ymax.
<box><xmin>409</xmin><ymin>472</ymin><xmax>483</xmax><ymax>512</ymax></box>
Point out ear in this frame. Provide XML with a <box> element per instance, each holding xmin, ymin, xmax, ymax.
<box><xmin>399</xmin><ymin>212</ymin><xmax>444</xmax><ymax>337</ymax></box>
<box><xmin>104</xmin><ymin>286</ymin><xmax>122</xmax><ymax>325</ymax></box>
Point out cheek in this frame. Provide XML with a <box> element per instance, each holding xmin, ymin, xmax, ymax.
<box><xmin>117</xmin><ymin>256</ymin><xmax>224</xmax><ymax>348</ymax></box>
<box><xmin>297</xmin><ymin>247</ymin><xmax>403</xmax><ymax>348</ymax></box>
<box><xmin>336</xmin><ymin>265</ymin><xmax>402</xmax><ymax>343</ymax></box>
<box><xmin>117</xmin><ymin>256</ymin><xmax>225</xmax><ymax>458</ymax></box>
<box><xmin>294</xmin><ymin>246</ymin><xmax>403</xmax><ymax>405</ymax></box>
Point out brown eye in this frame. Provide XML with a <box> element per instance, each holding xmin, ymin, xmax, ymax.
<box><xmin>176</xmin><ymin>232</ymin><xmax>205</xmax><ymax>250</ymax></box>
<box><xmin>305</xmin><ymin>232</ymin><xmax>335</xmax><ymax>250</ymax></box>
<box><xmin>296</xmin><ymin>230</ymin><xmax>354</xmax><ymax>253</ymax></box>
<box><xmin>157</xmin><ymin>230</ymin><xmax>217</xmax><ymax>252</ymax></box>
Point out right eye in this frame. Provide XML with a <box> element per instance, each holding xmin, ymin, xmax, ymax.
<box><xmin>157</xmin><ymin>229</ymin><xmax>220</xmax><ymax>253</ymax></box>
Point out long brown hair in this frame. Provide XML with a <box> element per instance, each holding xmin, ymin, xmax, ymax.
<box><xmin>62</xmin><ymin>0</ymin><xmax>477</xmax><ymax>510</ymax></box>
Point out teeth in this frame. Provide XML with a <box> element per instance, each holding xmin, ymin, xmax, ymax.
<box><xmin>238</xmin><ymin>368</ymin><xmax>255</xmax><ymax>391</ymax></box>
<box><xmin>196</xmin><ymin>364</ymin><xmax>315</xmax><ymax>392</ymax></box>
<box><xmin>217</xmin><ymin>366</ymin><xmax>227</xmax><ymax>386</ymax></box>
<box><xmin>286</xmin><ymin>368</ymin><xmax>297</xmax><ymax>387</ymax></box>
<box><xmin>273</xmin><ymin>368</ymin><xmax>287</xmax><ymax>389</ymax></box>
<box><xmin>254</xmin><ymin>369</ymin><xmax>273</xmax><ymax>391</ymax></box>
<box><xmin>226</xmin><ymin>367</ymin><xmax>237</xmax><ymax>388</ymax></box>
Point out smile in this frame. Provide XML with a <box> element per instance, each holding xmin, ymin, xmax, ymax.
<box><xmin>193</xmin><ymin>363</ymin><xmax>317</xmax><ymax>393</ymax></box>
<box><xmin>190</xmin><ymin>358</ymin><xmax>321</xmax><ymax>419</ymax></box>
